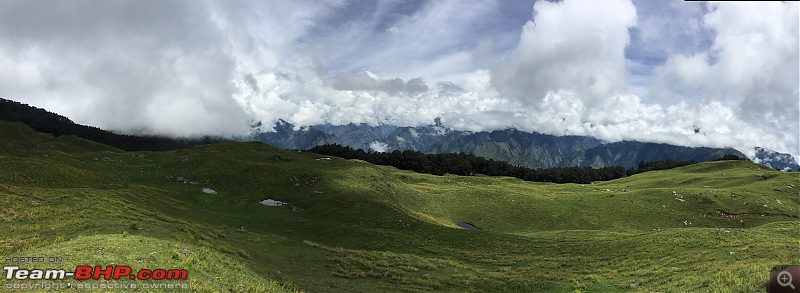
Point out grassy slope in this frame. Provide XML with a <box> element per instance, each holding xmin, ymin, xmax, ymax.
<box><xmin>0</xmin><ymin>120</ymin><xmax>798</xmax><ymax>292</ymax></box>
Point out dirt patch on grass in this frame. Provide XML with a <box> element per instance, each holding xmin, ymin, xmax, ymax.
<box><xmin>715</xmin><ymin>209</ymin><xmax>799</xmax><ymax>219</ymax></box>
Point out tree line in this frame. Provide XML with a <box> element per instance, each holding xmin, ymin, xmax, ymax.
<box><xmin>308</xmin><ymin>144</ymin><xmax>707</xmax><ymax>184</ymax></box>
<box><xmin>0</xmin><ymin>98</ymin><xmax>221</xmax><ymax>151</ymax></box>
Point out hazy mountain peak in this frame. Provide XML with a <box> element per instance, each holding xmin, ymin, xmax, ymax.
<box><xmin>752</xmin><ymin>147</ymin><xmax>800</xmax><ymax>171</ymax></box>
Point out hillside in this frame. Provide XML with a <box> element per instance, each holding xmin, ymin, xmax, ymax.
<box><xmin>0</xmin><ymin>98</ymin><xmax>223</xmax><ymax>151</ymax></box>
<box><xmin>0</xmin><ymin>120</ymin><xmax>798</xmax><ymax>292</ymax></box>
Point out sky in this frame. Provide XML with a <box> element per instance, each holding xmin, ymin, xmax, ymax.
<box><xmin>0</xmin><ymin>0</ymin><xmax>798</xmax><ymax>158</ymax></box>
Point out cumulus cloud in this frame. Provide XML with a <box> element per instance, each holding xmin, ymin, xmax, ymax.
<box><xmin>492</xmin><ymin>0</ymin><xmax>637</xmax><ymax>105</ymax></box>
<box><xmin>650</xmin><ymin>1</ymin><xmax>799</xmax><ymax>154</ymax></box>
<box><xmin>0</xmin><ymin>0</ymin><xmax>796</xmax><ymax>158</ymax></box>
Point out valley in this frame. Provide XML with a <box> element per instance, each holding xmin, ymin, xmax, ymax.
<box><xmin>0</xmin><ymin>120</ymin><xmax>798</xmax><ymax>292</ymax></box>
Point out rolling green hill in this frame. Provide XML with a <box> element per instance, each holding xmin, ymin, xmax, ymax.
<box><xmin>0</xmin><ymin>120</ymin><xmax>797</xmax><ymax>292</ymax></box>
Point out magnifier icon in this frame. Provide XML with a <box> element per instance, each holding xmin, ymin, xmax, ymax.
<box><xmin>777</xmin><ymin>271</ymin><xmax>795</xmax><ymax>289</ymax></box>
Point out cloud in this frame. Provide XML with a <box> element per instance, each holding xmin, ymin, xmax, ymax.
<box><xmin>628</xmin><ymin>0</ymin><xmax>712</xmax><ymax>63</ymax></box>
<box><xmin>0</xmin><ymin>0</ymin><xmax>250</xmax><ymax>137</ymax></box>
<box><xmin>0</xmin><ymin>0</ymin><xmax>796</xmax><ymax>159</ymax></box>
<box><xmin>330</xmin><ymin>72</ymin><xmax>429</xmax><ymax>94</ymax></box>
<box><xmin>317</xmin><ymin>0</ymin><xmax>504</xmax><ymax>81</ymax></box>
<box><xmin>369</xmin><ymin>141</ymin><xmax>389</xmax><ymax>153</ymax></box>
<box><xmin>650</xmin><ymin>1</ymin><xmax>799</xmax><ymax>154</ymax></box>
<box><xmin>491</xmin><ymin>0</ymin><xmax>637</xmax><ymax>105</ymax></box>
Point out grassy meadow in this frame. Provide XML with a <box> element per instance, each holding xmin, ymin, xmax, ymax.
<box><xmin>0</xmin><ymin>120</ymin><xmax>798</xmax><ymax>292</ymax></box>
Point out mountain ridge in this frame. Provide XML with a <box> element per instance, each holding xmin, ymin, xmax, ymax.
<box><xmin>247</xmin><ymin>121</ymin><xmax>782</xmax><ymax>170</ymax></box>
<box><xmin>0</xmin><ymin>97</ymin><xmax>794</xmax><ymax>171</ymax></box>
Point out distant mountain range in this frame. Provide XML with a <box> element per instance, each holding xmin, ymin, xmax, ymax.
<box><xmin>1</xmin><ymin>97</ymin><xmax>794</xmax><ymax>171</ymax></box>
<box><xmin>246</xmin><ymin>121</ymin><xmax>799</xmax><ymax>171</ymax></box>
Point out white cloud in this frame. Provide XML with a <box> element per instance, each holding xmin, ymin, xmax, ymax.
<box><xmin>491</xmin><ymin>0</ymin><xmax>637</xmax><ymax>104</ymax></box>
<box><xmin>369</xmin><ymin>141</ymin><xmax>389</xmax><ymax>153</ymax></box>
<box><xmin>0</xmin><ymin>0</ymin><xmax>796</xmax><ymax>159</ymax></box>
<box><xmin>651</xmin><ymin>1</ymin><xmax>799</xmax><ymax>155</ymax></box>
<box><xmin>0</xmin><ymin>1</ymin><xmax>250</xmax><ymax>137</ymax></box>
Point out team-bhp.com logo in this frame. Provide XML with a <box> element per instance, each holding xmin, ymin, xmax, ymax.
<box><xmin>4</xmin><ymin>265</ymin><xmax>187</xmax><ymax>281</ymax></box>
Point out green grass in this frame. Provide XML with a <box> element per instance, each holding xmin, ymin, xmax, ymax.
<box><xmin>0</xmin><ymin>120</ymin><xmax>798</xmax><ymax>292</ymax></box>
